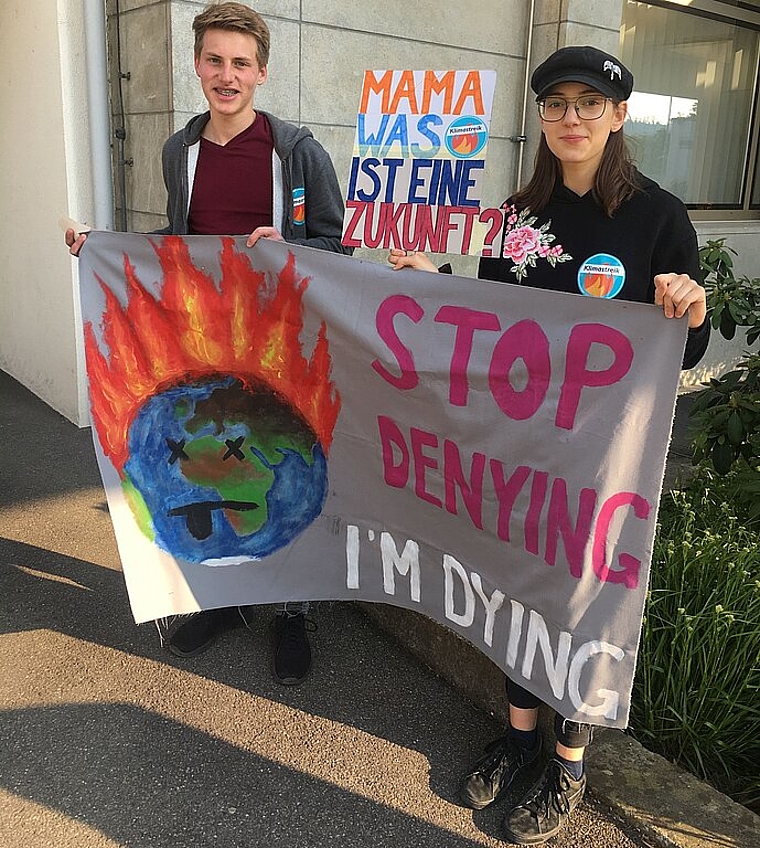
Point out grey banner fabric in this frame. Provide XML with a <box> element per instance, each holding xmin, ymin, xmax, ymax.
<box><xmin>79</xmin><ymin>232</ymin><xmax>686</xmax><ymax>727</ymax></box>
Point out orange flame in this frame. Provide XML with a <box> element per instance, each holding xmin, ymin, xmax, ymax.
<box><xmin>84</xmin><ymin>237</ymin><xmax>341</xmax><ymax>474</ymax></box>
<box><xmin>453</xmin><ymin>133</ymin><xmax>477</xmax><ymax>154</ymax></box>
<box><xmin>584</xmin><ymin>273</ymin><xmax>614</xmax><ymax>298</ymax></box>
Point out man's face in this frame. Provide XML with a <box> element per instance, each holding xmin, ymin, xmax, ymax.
<box><xmin>194</xmin><ymin>28</ymin><xmax>267</xmax><ymax>120</ymax></box>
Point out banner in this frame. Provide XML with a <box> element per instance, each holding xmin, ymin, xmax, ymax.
<box><xmin>79</xmin><ymin>233</ymin><xmax>687</xmax><ymax>727</ymax></box>
<box><xmin>342</xmin><ymin>70</ymin><xmax>504</xmax><ymax>255</ymax></box>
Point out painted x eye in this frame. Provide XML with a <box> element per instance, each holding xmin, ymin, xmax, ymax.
<box><xmin>223</xmin><ymin>435</ymin><xmax>246</xmax><ymax>461</ymax></box>
<box><xmin>166</xmin><ymin>438</ymin><xmax>189</xmax><ymax>464</ymax></box>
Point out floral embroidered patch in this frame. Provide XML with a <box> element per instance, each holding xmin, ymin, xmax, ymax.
<box><xmin>501</xmin><ymin>205</ymin><xmax>572</xmax><ymax>281</ymax></box>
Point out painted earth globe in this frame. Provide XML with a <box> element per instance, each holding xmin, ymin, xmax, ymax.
<box><xmin>123</xmin><ymin>376</ymin><xmax>327</xmax><ymax>563</ymax></box>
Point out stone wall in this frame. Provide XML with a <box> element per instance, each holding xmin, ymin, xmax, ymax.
<box><xmin>104</xmin><ymin>0</ymin><xmax>757</xmax><ymax>385</ymax></box>
<box><xmin>105</xmin><ymin>0</ymin><xmax>625</xmax><ymax>269</ymax></box>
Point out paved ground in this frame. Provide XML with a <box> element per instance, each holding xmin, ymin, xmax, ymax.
<box><xmin>0</xmin><ymin>369</ymin><xmax>661</xmax><ymax>847</ymax></box>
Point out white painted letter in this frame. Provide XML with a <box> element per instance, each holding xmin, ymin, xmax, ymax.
<box><xmin>443</xmin><ymin>554</ymin><xmax>475</xmax><ymax>627</ymax></box>
<box><xmin>380</xmin><ymin>532</ymin><xmax>421</xmax><ymax>601</ymax></box>
<box><xmin>470</xmin><ymin>572</ymin><xmax>505</xmax><ymax>646</ymax></box>
<box><xmin>346</xmin><ymin>524</ymin><xmax>360</xmax><ymax>589</ymax></box>
<box><xmin>521</xmin><ymin>610</ymin><xmax>572</xmax><ymax>700</ymax></box>
<box><xmin>568</xmin><ymin>640</ymin><xmax>624</xmax><ymax>720</ymax></box>
<box><xmin>505</xmin><ymin>599</ymin><xmax>525</xmax><ymax>669</ymax></box>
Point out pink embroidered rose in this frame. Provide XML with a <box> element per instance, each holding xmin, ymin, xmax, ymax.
<box><xmin>503</xmin><ymin>225</ymin><xmax>540</xmax><ymax>263</ymax></box>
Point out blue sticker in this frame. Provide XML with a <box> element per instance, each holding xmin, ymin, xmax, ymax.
<box><xmin>292</xmin><ymin>187</ymin><xmax>305</xmax><ymax>225</ymax></box>
<box><xmin>444</xmin><ymin>116</ymin><xmax>489</xmax><ymax>159</ymax></box>
<box><xmin>577</xmin><ymin>253</ymin><xmax>626</xmax><ymax>298</ymax></box>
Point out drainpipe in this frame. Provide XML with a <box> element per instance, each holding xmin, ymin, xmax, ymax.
<box><xmin>511</xmin><ymin>0</ymin><xmax>537</xmax><ymax>193</ymax></box>
<box><xmin>84</xmin><ymin>0</ymin><xmax>114</xmax><ymax>230</ymax></box>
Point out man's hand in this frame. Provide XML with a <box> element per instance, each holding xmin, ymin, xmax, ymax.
<box><xmin>246</xmin><ymin>226</ymin><xmax>285</xmax><ymax>248</ymax></box>
<box><xmin>65</xmin><ymin>228</ymin><xmax>88</xmax><ymax>257</ymax></box>
<box><xmin>60</xmin><ymin>217</ymin><xmax>90</xmax><ymax>257</ymax></box>
<box><xmin>654</xmin><ymin>273</ymin><xmax>707</xmax><ymax>328</ymax></box>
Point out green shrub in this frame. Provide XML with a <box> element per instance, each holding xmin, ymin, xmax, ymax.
<box><xmin>630</xmin><ymin>237</ymin><xmax>760</xmax><ymax>811</ymax></box>
<box><xmin>689</xmin><ymin>353</ymin><xmax>760</xmax><ymax>521</ymax></box>
<box><xmin>690</xmin><ymin>240</ymin><xmax>760</xmax><ymax>521</ymax></box>
<box><xmin>631</xmin><ymin>469</ymin><xmax>760</xmax><ymax>812</ymax></box>
<box><xmin>698</xmin><ymin>239</ymin><xmax>760</xmax><ymax>345</ymax></box>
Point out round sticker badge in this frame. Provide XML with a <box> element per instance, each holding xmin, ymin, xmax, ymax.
<box><xmin>292</xmin><ymin>187</ymin><xmax>305</xmax><ymax>225</ymax></box>
<box><xmin>577</xmin><ymin>253</ymin><xmax>626</xmax><ymax>299</ymax></box>
<box><xmin>444</xmin><ymin>116</ymin><xmax>489</xmax><ymax>159</ymax></box>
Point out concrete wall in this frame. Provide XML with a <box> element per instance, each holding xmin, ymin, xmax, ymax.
<box><xmin>108</xmin><ymin>0</ymin><xmax>534</xmax><ymax>256</ymax></box>
<box><xmin>0</xmin><ymin>0</ymin><xmax>93</xmax><ymax>425</ymax></box>
<box><xmin>2</xmin><ymin>0</ymin><xmax>758</xmax><ymax>423</ymax></box>
<box><xmin>111</xmin><ymin>0</ymin><xmax>758</xmax><ymax>385</ymax></box>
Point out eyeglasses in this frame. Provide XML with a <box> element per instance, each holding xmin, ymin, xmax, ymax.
<box><xmin>537</xmin><ymin>95</ymin><xmax>612</xmax><ymax>122</ymax></box>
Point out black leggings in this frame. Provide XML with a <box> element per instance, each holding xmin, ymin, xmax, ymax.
<box><xmin>507</xmin><ymin>677</ymin><xmax>593</xmax><ymax>749</ymax></box>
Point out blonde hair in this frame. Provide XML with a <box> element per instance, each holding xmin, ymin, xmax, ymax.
<box><xmin>193</xmin><ymin>2</ymin><xmax>270</xmax><ymax>66</ymax></box>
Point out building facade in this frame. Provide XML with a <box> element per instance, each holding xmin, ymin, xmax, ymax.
<box><xmin>2</xmin><ymin>0</ymin><xmax>759</xmax><ymax>423</ymax></box>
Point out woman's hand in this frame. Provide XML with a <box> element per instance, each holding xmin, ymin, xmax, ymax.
<box><xmin>654</xmin><ymin>273</ymin><xmax>707</xmax><ymax>328</ymax></box>
<box><xmin>388</xmin><ymin>249</ymin><xmax>439</xmax><ymax>273</ymax></box>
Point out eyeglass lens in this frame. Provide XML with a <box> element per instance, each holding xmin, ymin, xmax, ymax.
<box><xmin>539</xmin><ymin>96</ymin><xmax>609</xmax><ymax>121</ymax></box>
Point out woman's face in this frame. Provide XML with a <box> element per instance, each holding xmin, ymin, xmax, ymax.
<box><xmin>539</xmin><ymin>82</ymin><xmax>627</xmax><ymax>173</ymax></box>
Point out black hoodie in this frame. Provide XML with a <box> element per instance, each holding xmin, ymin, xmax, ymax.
<box><xmin>478</xmin><ymin>171</ymin><xmax>709</xmax><ymax>369</ymax></box>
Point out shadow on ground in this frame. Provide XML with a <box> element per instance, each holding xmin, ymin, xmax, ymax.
<box><xmin>0</xmin><ymin>369</ymin><xmax>675</xmax><ymax>847</ymax></box>
<box><xmin>1</xmin><ymin>701</ymin><xmax>496</xmax><ymax>848</ymax></box>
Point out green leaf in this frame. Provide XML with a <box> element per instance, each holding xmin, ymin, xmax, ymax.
<box><xmin>733</xmin><ymin>304</ymin><xmax>750</xmax><ymax>324</ymax></box>
<box><xmin>726</xmin><ymin>412</ymin><xmax>745</xmax><ymax>446</ymax></box>
<box><xmin>720</xmin><ymin>310</ymin><xmax>737</xmax><ymax>340</ymax></box>
<box><xmin>712</xmin><ymin>441</ymin><xmax>736</xmax><ymax>475</ymax></box>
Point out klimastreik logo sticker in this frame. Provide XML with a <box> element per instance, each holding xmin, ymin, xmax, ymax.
<box><xmin>292</xmin><ymin>187</ymin><xmax>305</xmax><ymax>225</ymax></box>
<box><xmin>577</xmin><ymin>253</ymin><xmax>625</xmax><ymax>298</ymax></box>
<box><xmin>444</xmin><ymin>116</ymin><xmax>489</xmax><ymax>159</ymax></box>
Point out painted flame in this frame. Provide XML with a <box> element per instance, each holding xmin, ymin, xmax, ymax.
<box><xmin>584</xmin><ymin>273</ymin><xmax>614</xmax><ymax>298</ymax></box>
<box><xmin>453</xmin><ymin>132</ymin><xmax>478</xmax><ymax>154</ymax></box>
<box><xmin>84</xmin><ymin>237</ymin><xmax>341</xmax><ymax>474</ymax></box>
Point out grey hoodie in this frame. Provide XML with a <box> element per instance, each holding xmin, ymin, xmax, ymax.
<box><xmin>159</xmin><ymin>110</ymin><xmax>352</xmax><ymax>254</ymax></box>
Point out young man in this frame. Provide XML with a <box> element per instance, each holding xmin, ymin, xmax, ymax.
<box><xmin>67</xmin><ymin>1</ymin><xmax>351</xmax><ymax>684</ymax></box>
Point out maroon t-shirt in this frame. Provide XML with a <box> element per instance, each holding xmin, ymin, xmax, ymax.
<box><xmin>188</xmin><ymin>113</ymin><xmax>274</xmax><ymax>235</ymax></box>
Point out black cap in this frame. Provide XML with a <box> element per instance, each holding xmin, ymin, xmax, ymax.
<box><xmin>531</xmin><ymin>46</ymin><xmax>634</xmax><ymax>101</ymax></box>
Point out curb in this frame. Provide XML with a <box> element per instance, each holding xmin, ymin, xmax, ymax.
<box><xmin>359</xmin><ymin>602</ymin><xmax>760</xmax><ymax>848</ymax></box>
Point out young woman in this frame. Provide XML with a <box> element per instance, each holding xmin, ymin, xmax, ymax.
<box><xmin>390</xmin><ymin>45</ymin><xmax>709</xmax><ymax>845</ymax></box>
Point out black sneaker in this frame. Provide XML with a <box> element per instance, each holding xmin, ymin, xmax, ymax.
<box><xmin>502</xmin><ymin>758</ymin><xmax>587</xmax><ymax>845</ymax></box>
<box><xmin>272</xmin><ymin>611</ymin><xmax>314</xmax><ymax>685</ymax></box>
<box><xmin>163</xmin><ymin>610</ymin><xmax>220</xmax><ymax>658</ymax></box>
<box><xmin>460</xmin><ymin>734</ymin><xmax>542</xmax><ymax>810</ymax></box>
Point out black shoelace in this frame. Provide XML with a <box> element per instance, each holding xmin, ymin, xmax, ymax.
<box><xmin>475</xmin><ymin>736</ymin><xmax>521</xmax><ymax>781</ymax></box>
<box><xmin>523</xmin><ymin>760</ymin><xmax>573</xmax><ymax>817</ymax></box>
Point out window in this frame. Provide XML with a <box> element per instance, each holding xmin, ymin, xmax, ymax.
<box><xmin>620</xmin><ymin>0</ymin><xmax>760</xmax><ymax>214</ymax></box>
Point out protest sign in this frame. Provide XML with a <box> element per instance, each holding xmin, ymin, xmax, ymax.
<box><xmin>342</xmin><ymin>70</ymin><xmax>504</xmax><ymax>254</ymax></box>
<box><xmin>79</xmin><ymin>233</ymin><xmax>686</xmax><ymax>726</ymax></box>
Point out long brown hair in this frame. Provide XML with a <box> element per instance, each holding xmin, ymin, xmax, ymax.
<box><xmin>512</xmin><ymin>123</ymin><xmax>640</xmax><ymax>217</ymax></box>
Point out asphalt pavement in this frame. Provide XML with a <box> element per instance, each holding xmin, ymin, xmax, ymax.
<box><xmin>0</xmin><ymin>369</ymin><xmax>745</xmax><ymax>848</ymax></box>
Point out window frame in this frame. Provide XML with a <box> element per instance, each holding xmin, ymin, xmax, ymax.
<box><xmin>625</xmin><ymin>0</ymin><xmax>760</xmax><ymax>220</ymax></box>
